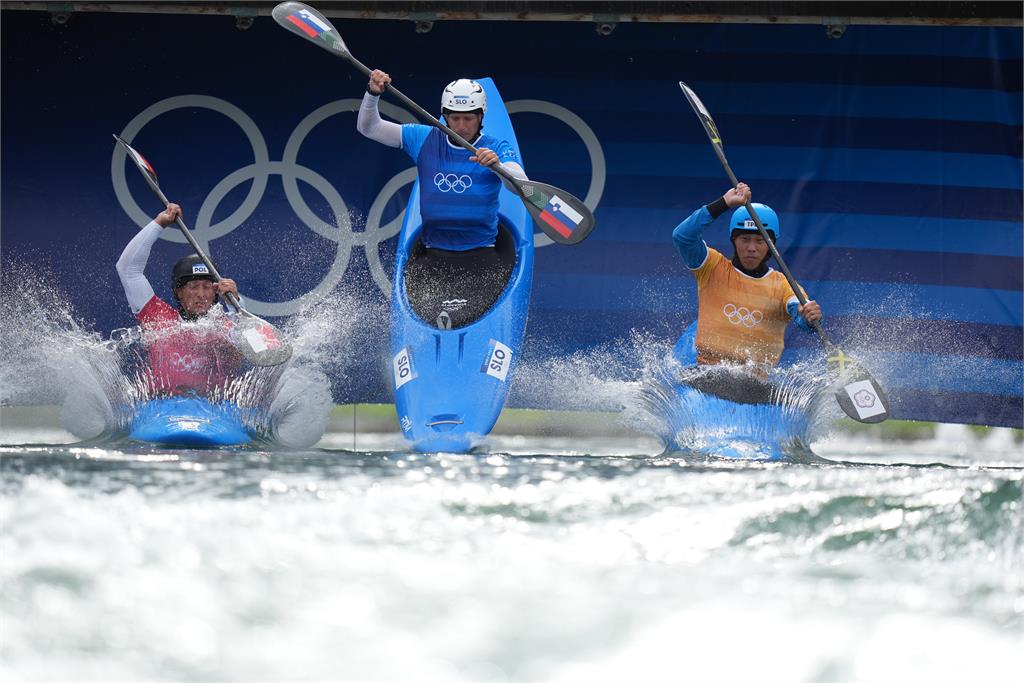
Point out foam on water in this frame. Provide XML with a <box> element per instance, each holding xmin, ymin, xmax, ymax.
<box><xmin>1</xmin><ymin>440</ymin><xmax>1021</xmax><ymax>682</ymax></box>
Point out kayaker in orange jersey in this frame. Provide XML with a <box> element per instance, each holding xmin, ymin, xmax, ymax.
<box><xmin>115</xmin><ymin>202</ymin><xmax>244</xmax><ymax>395</ymax></box>
<box><xmin>671</xmin><ymin>182</ymin><xmax>822</xmax><ymax>377</ymax></box>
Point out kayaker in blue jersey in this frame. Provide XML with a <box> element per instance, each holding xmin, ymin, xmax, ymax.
<box><xmin>672</xmin><ymin>182</ymin><xmax>822</xmax><ymax>387</ymax></box>
<box><xmin>357</xmin><ymin>69</ymin><xmax>529</xmax><ymax>328</ymax></box>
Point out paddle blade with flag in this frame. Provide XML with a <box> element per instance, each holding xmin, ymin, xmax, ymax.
<box><xmin>272</xmin><ymin>2</ymin><xmax>349</xmax><ymax>57</ymax></box>
<box><xmin>113</xmin><ymin>134</ymin><xmax>161</xmax><ymax>194</ymax></box>
<box><xmin>517</xmin><ymin>179</ymin><xmax>595</xmax><ymax>245</ymax></box>
<box><xmin>272</xmin><ymin>2</ymin><xmax>596</xmax><ymax>247</ymax></box>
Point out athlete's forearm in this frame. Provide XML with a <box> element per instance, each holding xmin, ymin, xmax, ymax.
<box><xmin>496</xmin><ymin>160</ymin><xmax>528</xmax><ymax>191</ymax></box>
<box><xmin>116</xmin><ymin>221</ymin><xmax>161</xmax><ymax>314</ymax></box>
<box><xmin>672</xmin><ymin>207</ymin><xmax>712</xmax><ymax>269</ymax></box>
<box><xmin>356</xmin><ymin>92</ymin><xmax>402</xmax><ymax>148</ymax></box>
<box><xmin>672</xmin><ymin>196</ymin><xmax>730</xmax><ymax>269</ymax></box>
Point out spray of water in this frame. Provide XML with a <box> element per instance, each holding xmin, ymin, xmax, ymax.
<box><xmin>634</xmin><ymin>355</ymin><xmax>834</xmax><ymax>460</ymax></box>
<box><xmin>0</xmin><ymin>260</ymin><xmax>116</xmax><ymax>437</ymax></box>
<box><xmin>509</xmin><ymin>326</ymin><xmax>865</xmax><ymax>460</ymax></box>
<box><xmin>92</xmin><ymin>316</ymin><xmax>288</xmax><ymax>443</ymax></box>
<box><xmin>0</xmin><ymin>259</ymin><xmax>380</xmax><ymax>448</ymax></box>
<box><xmin>510</xmin><ymin>332</ymin><xmax>655</xmax><ymax>415</ymax></box>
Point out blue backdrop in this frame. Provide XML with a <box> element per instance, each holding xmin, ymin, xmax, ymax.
<box><xmin>2</xmin><ymin>10</ymin><xmax>1021</xmax><ymax>427</ymax></box>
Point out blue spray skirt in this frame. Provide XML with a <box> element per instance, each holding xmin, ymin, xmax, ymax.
<box><xmin>128</xmin><ymin>397</ymin><xmax>252</xmax><ymax>447</ymax></box>
<box><xmin>390</xmin><ymin>78</ymin><xmax>534</xmax><ymax>453</ymax></box>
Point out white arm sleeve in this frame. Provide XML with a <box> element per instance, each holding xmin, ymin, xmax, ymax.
<box><xmin>497</xmin><ymin>161</ymin><xmax>528</xmax><ymax>191</ymax></box>
<box><xmin>356</xmin><ymin>92</ymin><xmax>403</xmax><ymax>148</ymax></box>
<box><xmin>116</xmin><ymin>221</ymin><xmax>162</xmax><ymax>315</ymax></box>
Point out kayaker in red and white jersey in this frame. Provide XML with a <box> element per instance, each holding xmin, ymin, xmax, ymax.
<box><xmin>116</xmin><ymin>203</ymin><xmax>244</xmax><ymax>395</ymax></box>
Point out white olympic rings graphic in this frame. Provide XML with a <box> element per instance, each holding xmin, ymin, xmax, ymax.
<box><xmin>722</xmin><ymin>303</ymin><xmax>764</xmax><ymax>327</ymax></box>
<box><xmin>112</xmin><ymin>95</ymin><xmax>605</xmax><ymax>315</ymax></box>
<box><xmin>433</xmin><ymin>172</ymin><xmax>473</xmax><ymax>193</ymax></box>
<box><xmin>169</xmin><ymin>352</ymin><xmax>205</xmax><ymax>373</ymax></box>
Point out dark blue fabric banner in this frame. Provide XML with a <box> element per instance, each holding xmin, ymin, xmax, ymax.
<box><xmin>2</xmin><ymin>11</ymin><xmax>1021</xmax><ymax>426</ymax></box>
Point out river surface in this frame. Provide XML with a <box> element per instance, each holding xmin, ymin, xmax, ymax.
<box><xmin>1</xmin><ymin>426</ymin><xmax>1021</xmax><ymax>682</ymax></box>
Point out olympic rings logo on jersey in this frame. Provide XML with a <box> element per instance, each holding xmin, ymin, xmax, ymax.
<box><xmin>433</xmin><ymin>173</ymin><xmax>473</xmax><ymax>194</ymax></box>
<box><xmin>722</xmin><ymin>303</ymin><xmax>763</xmax><ymax>327</ymax></box>
<box><xmin>169</xmin><ymin>352</ymin><xmax>206</xmax><ymax>373</ymax></box>
<box><xmin>113</xmin><ymin>95</ymin><xmax>606</xmax><ymax>315</ymax></box>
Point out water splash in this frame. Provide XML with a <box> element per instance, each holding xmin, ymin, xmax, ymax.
<box><xmin>0</xmin><ymin>260</ymin><xmax>111</xmax><ymax>416</ymax></box>
<box><xmin>94</xmin><ymin>317</ymin><xmax>287</xmax><ymax>444</ymax></box>
<box><xmin>635</xmin><ymin>356</ymin><xmax>834</xmax><ymax>461</ymax></box>
<box><xmin>510</xmin><ymin>328</ymin><xmax>844</xmax><ymax>461</ymax></box>
<box><xmin>0</xmin><ymin>260</ymin><xmax>361</xmax><ymax>448</ymax></box>
<box><xmin>510</xmin><ymin>332</ymin><xmax>658</xmax><ymax>414</ymax></box>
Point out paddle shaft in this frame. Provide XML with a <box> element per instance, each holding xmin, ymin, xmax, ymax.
<box><xmin>141</xmin><ymin>175</ymin><xmax>244</xmax><ymax>313</ymax></box>
<box><xmin>342</xmin><ymin>54</ymin><xmax>523</xmax><ymax>190</ymax></box>
<box><xmin>709</xmin><ymin>145</ymin><xmax>832</xmax><ymax>349</ymax></box>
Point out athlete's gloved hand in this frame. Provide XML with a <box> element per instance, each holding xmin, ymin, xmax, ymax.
<box><xmin>798</xmin><ymin>300</ymin><xmax>822</xmax><ymax>324</ymax></box>
<box><xmin>470</xmin><ymin>147</ymin><xmax>499</xmax><ymax>167</ymax></box>
<box><xmin>367</xmin><ymin>69</ymin><xmax>391</xmax><ymax>95</ymax></box>
<box><xmin>155</xmin><ymin>203</ymin><xmax>182</xmax><ymax>228</ymax></box>
<box><xmin>723</xmin><ymin>183</ymin><xmax>751</xmax><ymax>208</ymax></box>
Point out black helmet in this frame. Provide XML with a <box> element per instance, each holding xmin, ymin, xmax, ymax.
<box><xmin>171</xmin><ymin>255</ymin><xmax>215</xmax><ymax>292</ymax></box>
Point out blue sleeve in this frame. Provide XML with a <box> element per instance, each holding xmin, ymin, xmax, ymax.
<box><xmin>786</xmin><ymin>300</ymin><xmax>819</xmax><ymax>331</ymax></box>
<box><xmin>493</xmin><ymin>138</ymin><xmax>521</xmax><ymax>166</ymax></box>
<box><xmin>671</xmin><ymin>205</ymin><xmax>712</xmax><ymax>269</ymax></box>
<box><xmin>401</xmin><ymin>124</ymin><xmax>432</xmax><ymax>161</ymax></box>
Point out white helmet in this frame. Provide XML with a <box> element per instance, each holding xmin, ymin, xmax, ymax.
<box><xmin>441</xmin><ymin>79</ymin><xmax>486</xmax><ymax>114</ymax></box>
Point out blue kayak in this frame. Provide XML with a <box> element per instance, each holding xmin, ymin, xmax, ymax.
<box><xmin>664</xmin><ymin>382</ymin><xmax>812</xmax><ymax>461</ymax></box>
<box><xmin>128</xmin><ymin>397</ymin><xmax>251</xmax><ymax>447</ymax></box>
<box><xmin>390</xmin><ymin>77</ymin><xmax>534</xmax><ymax>453</ymax></box>
<box><xmin>660</xmin><ymin>321</ymin><xmax>816</xmax><ymax>461</ymax></box>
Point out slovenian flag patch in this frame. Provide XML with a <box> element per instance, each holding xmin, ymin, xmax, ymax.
<box><xmin>538</xmin><ymin>194</ymin><xmax>584</xmax><ymax>239</ymax></box>
<box><xmin>286</xmin><ymin>9</ymin><xmax>331</xmax><ymax>38</ymax></box>
<box><xmin>125</xmin><ymin>145</ymin><xmax>158</xmax><ymax>185</ymax></box>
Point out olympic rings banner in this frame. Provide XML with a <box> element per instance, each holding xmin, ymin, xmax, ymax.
<box><xmin>2</xmin><ymin>10</ymin><xmax>1021</xmax><ymax>427</ymax></box>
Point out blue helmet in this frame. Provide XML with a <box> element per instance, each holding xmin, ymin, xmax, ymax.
<box><xmin>729</xmin><ymin>203</ymin><xmax>780</xmax><ymax>241</ymax></box>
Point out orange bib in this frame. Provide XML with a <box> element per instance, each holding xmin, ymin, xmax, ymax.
<box><xmin>693</xmin><ymin>248</ymin><xmax>801</xmax><ymax>371</ymax></box>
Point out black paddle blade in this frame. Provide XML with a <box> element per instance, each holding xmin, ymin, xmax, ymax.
<box><xmin>272</xmin><ymin>2</ymin><xmax>348</xmax><ymax>57</ymax></box>
<box><xmin>678</xmin><ymin>81</ymin><xmax>723</xmax><ymax>146</ymax></box>
<box><xmin>230</xmin><ymin>312</ymin><xmax>293</xmax><ymax>367</ymax></box>
<box><xmin>828</xmin><ymin>349</ymin><xmax>890</xmax><ymax>423</ymax></box>
<box><xmin>113</xmin><ymin>134</ymin><xmax>160</xmax><ymax>189</ymax></box>
<box><xmin>517</xmin><ymin>179</ymin><xmax>595</xmax><ymax>245</ymax></box>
